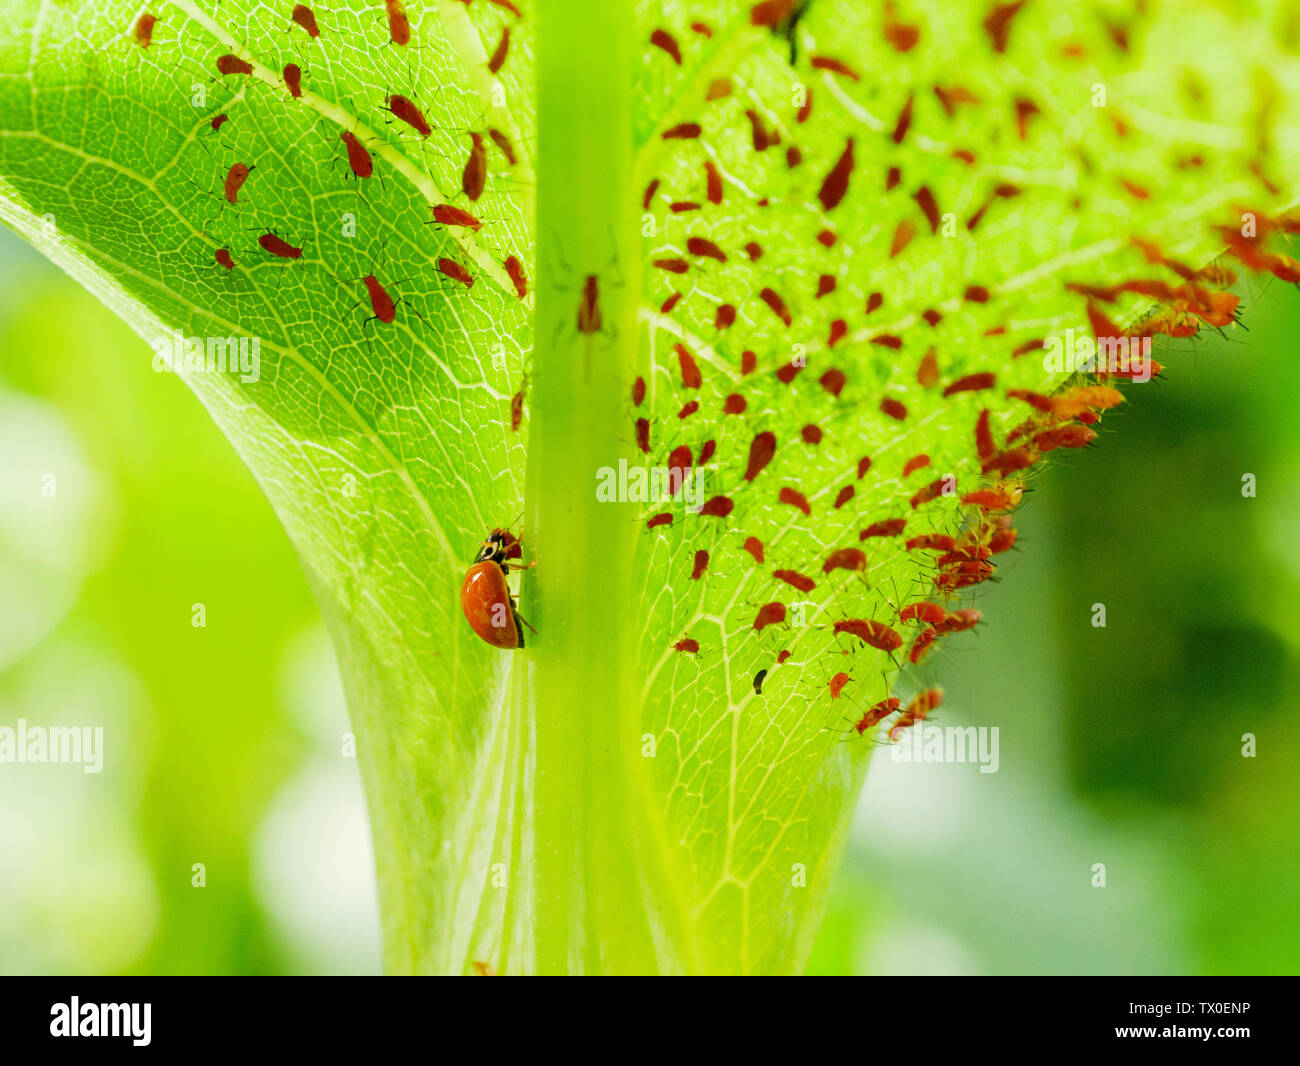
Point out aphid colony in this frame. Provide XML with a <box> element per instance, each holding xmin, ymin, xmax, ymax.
<box><xmin>136</xmin><ymin>4</ymin><xmax>528</xmax><ymax>313</ymax></box>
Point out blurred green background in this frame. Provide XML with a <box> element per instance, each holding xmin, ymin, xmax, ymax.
<box><xmin>1</xmin><ymin>228</ymin><xmax>1296</xmax><ymax>975</ymax></box>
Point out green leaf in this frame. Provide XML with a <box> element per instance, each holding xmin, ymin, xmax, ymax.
<box><xmin>2</xmin><ymin>0</ymin><xmax>1299</xmax><ymax>974</ymax></box>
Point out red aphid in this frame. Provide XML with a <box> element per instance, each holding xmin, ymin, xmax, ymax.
<box><xmin>292</xmin><ymin>4</ymin><xmax>320</xmax><ymax>38</ymax></box>
<box><xmin>744</xmin><ymin>431</ymin><xmax>776</xmax><ymax>482</ymax></box>
<box><xmin>463</xmin><ymin>132</ymin><xmax>487</xmax><ymax>200</ymax></box>
<box><xmin>134</xmin><ymin>13</ymin><xmax>157</xmax><ymax>47</ymax></box>
<box><xmin>676</xmin><ymin>344</ymin><xmax>702</xmax><ymax>388</ymax></box>
<box><xmin>943</xmin><ymin>372</ymin><xmax>996</xmax><ymax>397</ymax></box>
<box><xmin>214</xmin><ymin>248</ymin><xmax>235</xmax><ymax>270</ymax></box>
<box><xmin>340</xmin><ymin>131</ymin><xmax>373</xmax><ymax>178</ymax></box>
<box><xmin>489</xmin><ymin>27</ymin><xmax>510</xmax><ymax>73</ymax></box>
<box><xmin>504</xmin><ymin>255</ymin><xmax>528</xmax><ymax>299</ymax></box>
<box><xmin>1033</xmin><ymin>424</ymin><xmax>1095</xmax><ymax>451</ymax></box>
<box><xmin>675</xmin><ymin>638</ymin><xmax>700</xmax><ymax>654</ymax></box>
<box><xmin>211</xmin><ymin>114</ymin><xmax>229</xmax><ymax>131</ymax></box>
<box><xmin>753</xmin><ymin>602</ymin><xmax>787</xmax><ymax>632</ymax></box>
<box><xmin>577</xmin><ymin>275</ymin><xmax>602</xmax><ymax>333</ymax></box>
<box><xmin>829</xmin><ymin>672</ymin><xmax>851</xmax><ymax>699</ymax></box>
<box><xmin>259</xmin><ymin>233</ymin><xmax>302</xmax><ymax>258</ymax></box>
<box><xmin>774</xmin><ymin>569</ymin><xmax>816</xmax><ymax>593</ymax></box>
<box><xmin>834</xmin><ymin>619</ymin><xmax>903</xmax><ymax>653</ymax></box>
<box><xmin>385</xmin><ymin>0</ymin><xmax>411</xmax><ymax>46</ymax></box>
<box><xmin>760</xmin><ymin>288</ymin><xmax>792</xmax><ymax>326</ymax></box>
<box><xmin>743</xmin><ymin>537</ymin><xmax>765</xmax><ymax>564</ymax></box>
<box><xmin>900</xmin><ymin>601</ymin><xmax>947</xmax><ymax>625</ymax></box>
<box><xmin>909</xmin><ymin>627</ymin><xmax>938</xmax><ymax>665</ymax></box>
<box><xmin>933</xmin><ymin>609</ymin><xmax>980</xmax><ymax>634</ymax></box>
<box><xmin>902</xmin><ymin>453</ymin><xmax>930</xmax><ymax>477</ymax></box>
<box><xmin>855</xmin><ymin>698</ymin><xmax>900</xmax><ymax>735</ymax></box>
<box><xmin>905</xmin><ymin>533</ymin><xmax>956</xmax><ymax>552</ymax></box>
<box><xmin>691</xmin><ymin>550</ymin><xmax>709</xmax><ymax>580</ymax></box>
<box><xmin>635</xmin><ymin>417</ymin><xmax>650</xmax><ymax>454</ymax></box>
<box><xmin>818</xmin><ymin>139</ymin><xmax>855</xmax><ymax>211</ymax></box>
<box><xmin>700</xmin><ymin>496</ymin><xmax>733</xmax><ymax>517</ymax></box>
<box><xmin>438</xmin><ymin>258</ymin><xmax>475</xmax><ymax>289</ymax></box>
<box><xmin>705</xmin><ymin>162</ymin><xmax>723</xmax><ymax>204</ymax></box>
<box><xmin>489</xmin><ymin>129</ymin><xmax>517</xmax><ymax>166</ymax></box>
<box><xmin>431</xmin><ymin>204</ymin><xmax>482</xmax><ymax>230</ymax></box>
<box><xmin>510</xmin><ymin>389</ymin><xmax>524</xmax><ymax>431</ymax></box>
<box><xmin>974</xmin><ymin>409</ymin><xmax>995</xmax><ymax>461</ymax></box>
<box><xmin>223</xmin><ymin>162</ymin><xmax>252</xmax><ymax>204</ymax></box>
<box><xmin>779</xmin><ymin>487</ymin><xmax>811</xmax><ymax>515</ymax></box>
<box><xmin>283</xmin><ymin>63</ymin><xmax>303</xmax><ymax>98</ymax></box>
<box><xmin>687</xmin><ymin>237</ymin><xmax>726</xmax><ymax>262</ymax></box>
<box><xmin>650</xmin><ymin>28</ymin><xmax>682</xmax><ymax>64</ymax></box>
<box><xmin>363</xmin><ymin>274</ymin><xmax>396</xmax><ymax>325</ymax></box>
<box><xmin>823</xmin><ymin>548</ymin><xmax>867</xmax><ymax>574</ymax></box>
<box><xmin>387</xmin><ymin>95</ymin><xmax>431</xmax><ymax>138</ymax></box>
<box><xmin>861</xmin><ymin>520</ymin><xmax>907</xmax><ymax>544</ymax></box>
<box><xmin>216</xmin><ymin>54</ymin><xmax>253</xmax><ymax>76</ymax></box>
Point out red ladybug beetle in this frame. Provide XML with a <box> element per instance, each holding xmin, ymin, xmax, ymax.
<box><xmin>461</xmin><ymin>527</ymin><xmax>535</xmax><ymax>648</ymax></box>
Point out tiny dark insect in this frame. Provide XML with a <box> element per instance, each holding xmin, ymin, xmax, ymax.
<box><xmin>291</xmin><ymin>4</ymin><xmax>320</xmax><ymax>38</ymax></box>
<box><xmin>753</xmin><ymin>668</ymin><xmax>768</xmax><ymax>695</ymax></box>
<box><xmin>133</xmin><ymin>13</ymin><xmax>157</xmax><ymax>48</ymax></box>
<box><xmin>223</xmin><ymin>162</ymin><xmax>253</xmax><ymax>204</ymax></box>
<box><xmin>340</xmin><ymin>130</ymin><xmax>373</xmax><ymax>179</ymax></box>
<box><xmin>215</xmin><ymin>54</ymin><xmax>253</xmax><ymax>76</ymax></box>
<box><xmin>463</xmin><ymin>132</ymin><xmax>487</xmax><ymax>201</ymax></box>
<box><xmin>258</xmin><ymin>233</ymin><xmax>302</xmax><ymax>259</ymax></box>
<box><xmin>577</xmin><ymin>275</ymin><xmax>602</xmax><ymax>334</ymax></box>
<box><xmin>385</xmin><ymin>95</ymin><xmax>431</xmax><ymax>138</ymax></box>
<box><xmin>362</xmin><ymin>274</ymin><xmax>395</xmax><ymax>325</ymax></box>
<box><xmin>214</xmin><ymin>248</ymin><xmax>235</xmax><ymax>270</ymax></box>
<box><xmin>438</xmin><ymin>257</ymin><xmax>475</xmax><ymax>288</ymax></box>
<box><xmin>504</xmin><ymin>255</ymin><xmax>528</xmax><ymax>300</ymax></box>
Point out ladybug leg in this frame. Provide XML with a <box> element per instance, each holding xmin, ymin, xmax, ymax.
<box><xmin>501</xmin><ymin>560</ymin><xmax>536</xmax><ymax>571</ymax></box>
<box><xmin>513</xmin><ymin>608</ymin><xmax>537</xmax><ymax>634</ymax></box>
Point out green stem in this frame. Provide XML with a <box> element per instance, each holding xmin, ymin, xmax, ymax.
<box><xmin>513</xmin><ymin>0</ymin><xmax>683</xmax><ymax>974</ymax></box>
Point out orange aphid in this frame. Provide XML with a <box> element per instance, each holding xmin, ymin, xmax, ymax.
<box><xmin>1051</xmin><ymin>385</ymin><xmax>1125</xmax><ymax>419</ymax></box>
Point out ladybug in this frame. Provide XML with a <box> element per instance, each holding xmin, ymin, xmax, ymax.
<box><xmin>461</xmin><ymin>527</ymin><xmax>535</xmax><ymax>649</ymax></box>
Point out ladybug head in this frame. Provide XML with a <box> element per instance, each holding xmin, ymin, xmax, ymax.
<box><xmin>474</xmin><ymin>528</ymin><xmax>522</xmax><ymax>564</ymax></box>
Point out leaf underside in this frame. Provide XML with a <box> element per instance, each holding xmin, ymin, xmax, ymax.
<box><xmin>2</xmin><ymin>0</ymin><xmax>1299</xmax><ymax>973</ymax></box>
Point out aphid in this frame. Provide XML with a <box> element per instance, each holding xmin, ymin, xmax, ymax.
<box><xmin>743</xmin><ymin>536</ymin><xmax>765</xmax><ymax>564</ymax></box>
<box><xmin>823</xmin><ymin>548</ymin><xmax>867</xmax><ymax>574</ymax></box>
<box><xmin>510</xmin><ymin>386</ymin><xmax>524</xmax><ymax>431</ymax></box>
<box><xmin>654</xmin><ymin>258</ymin><xmax>689</xmax><ymax>274</ymax></box>
<box><xmin>646</xmin><ymin>512</ymin><xmax>672</xmax><ymax>530</ymax></box>
<box><xmin>704</xmin><ymin>162</ymin><xmax>723</xmax><ymax>204</ymax></box>
<box><xmin>910</xmin><ymin>478</ymin><xmax>949</xmax><ymax>509</ymax></box>
<box><xmin>981</xmin><ymin>447</ymin><xmax>1038</xmax><ymax>477</ymax></box>
<box><xmin>489</xmin><ymin>27</ymin><xmax>510</xmax><ymax>73</ymax></box>
<box><xmin>1033</xmin><ymin>424</ymin><xmax>1095</xmax><ymax>451</ymax></box>
<box><xmin>223</xmin><ymin>162</ymin><xmax>253</xmax><ymax>204</ymax></box>
<box><xmin>385</xmin><ymin>0</ymin><xmax>411</xmax><ymax>46</ymax></box>
<box><xmin>214</xmin><ymin>247</ymin><xmax>235</xmax><ymax>271</ymax></box>
<box><xmin>650</xmin><ymin>28</ymin><xmax>682</xmax><ymax>64</ymax></box>
<box><xmin>909</xmin><ymin>627</ymin><xmax>938</xmax><ymax>665</ymax></box>
<box><xmin>283</xmin><ymin>63</ymin><xmax>303</xmax><ymax>99</ymax></box>
<box><xmin>663</xmin><ymin>123</ymin><xmax>702</xmax><ymax>140</ymax></box>
<box><xmin>134</xmin><ymin>13</ymin><xmax>157</xmax><ymax>47</ymax></box>
<box><xmin>961</xmin><ymin>486</ymin><xmax>1021</xmax><ymax>511</ymax></box>
<box><xmin>779</xmin><ymin>487</ymin><xmax>811</xmax><ymax>515</ymax></box>
<box><xmin>576</xmin><ymin>275</ymin><xmax>603</xmax><ymax>334</ymax></box>
<box><xmin>687</xmin><ymin>237</ymin><xmax>726</xmax><ymax>262</ymax></box>
<box><xmin>880</xmin><ymin>397</ymin><xmax>907</xmax><ymax>421</ymax></box>
<box><xmin>691</xmin><ymin>550</ymin><xmax>709</xmax><ymax>580</ymax></box>
<box><xmin>635</xmin><ymin>417</ymin><xmax>650</xmax><ymax>454</ymax></box>
<box><xmin>854</xmin><ymin>698</ymin><xmax>900</xmax><ymax>736</ymax></box>
<box><xmin>675</xmin><ymin>638</ymin><xmax>700</xmax><ymax>654</ymax></box>
<box><xmin>340</xmin><ymin>130</ymin><xmax>373</xmax><ymax>179</ymax></box>
<box><xmin>292</xmin><ymin>4</ymin><xmax>320</xmax><ymax>38</ymax></box>
<box><xmin>974</xmin><ymin>409</ymin><xmax>995</xmax><ymax>461</ymax></box>
<box><xmin>760</xmin><ymin>287</ymin><xmax>792</xmax><ymax>326</ymax></box>
<box><xmin>385</xmin><ymin>95</ymin><xmax>431</xmax><ymax>138</ymax></box>
<box><xmin>744</xmin><ymin>109</ymin><xmax>772</xmax><ymax>151</ymax></box>
<box><xmin>817</xmin><ymin>139</ymin><xmax>854</xmax><ymax>211</ymax></box>
<box><xmin>489</xmin><ymin>128</ymin><xmax>517</xmax><ymax>166</ymax></box>
<box><xmin>753</xmin><ymin>669</ymin><xmax>768</xmax><ymax>695</ymax></box>
<box><xmin>438</xmin><ymin>257</ymin><xmax>475</xmax><ymax>289</ymax></box>
<box><xmin>700</xmin><ymin>496</ymin><xmax>733</xmax><ymax>517</ymax></box>
<box><xmin>774</xmin><ymin>569</ymin><xmax>816</xmax><ymax>593</ymax></box>
<box><xmin>430</xmin><ymin>203</ymin><xmax>482</xmax><ymax>230</ymax></box>
<box><xmin>943</xmin><ymin>372</ymin><xmax>996</xmax><ymax>397</ymax></box>
<box><xmin>900</xmin><ymin>601</ymin><xmax>947</xmax><ymax>625</ymax></box>
<box><xmin>725</xmin><ymin>393</ymin><xmax>748</xmax><ymax>415</ymax></box>
<box><xmin>259</xmin><ymin>232</ymin><xmax>302</xmax><ymax>259</ymax></box>
<box><xmin>461</xmin><ymin>528</ymin><xmax>535</xmax><ymax>649</ymax></box>
<box><xmin>901</xmin><ymin>453</ymin><xmax>930</xmax><ymax>477</ymax></box>
<box><xmin>211</xmin><ymin>114</ymin><xmax>229</xmax><ymax>131</ymax></box>
<box><xmin>1051</xmin><ymin>385</ymin><xmax>1124</xmax><ymax>419</ymax></box>
<box><xmin>463</xmin><ymin>132</ymin><xmax>487</xmax><ymax>200</ymax></box>
<box><xmin>860</xmin><ymin>518</ymin><xmax>906</xmax><ymax>540</ymax></box>
<box><xmin>811</xmin><ymin>56</ymin><xmax>859</xmax><ymax>80</ymax></box>
<box><xmin>504</xmin><ymin>255</ymin><xmax>528</xmax><ymax>300</ymax></box>
<box><xmin>891</xmin><ymin>94</ymin><xmax>914</xmax><ymax>144</ymax></box>
<box><xmin>905</xmin><ymin>533</ymin><xmax>956</xmax><ymax>552</ymax></box>
<box><xmin>933</xmin><ymin>609</ymin><xmax>980</xmax><ymax>634</ymax></box>
<box><xmin>984</xmin><ymin>1</ymin><xmax>1025</xmax><ymax>52</ymax></box>
<box><xmin>362</xmin><ymin>274</ymin><xmax>396</xmax><ymax>325</ymax></box>
<box><xmin>676</xmin><ymin>343</ymin><xmax>702</xmax><ymax>388</ymax></box>
<box><xmin>829</xmin><ymin>672</ymin><xmax>851</xmax><ymax>699</ymax></box>
<box><xmin>753</xmin><ymin>602</ymin><xmax>786</xmax><ymax>632</ymax></box>
<box><xmin>216</xmin><ymin>54</ymin><xmax>254</xmax><ymax>76</ymax></box>
<box><xmin>834</xmin><ymin>619</ymin><xmax>903</xmax><ymax>653</ymax></box>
